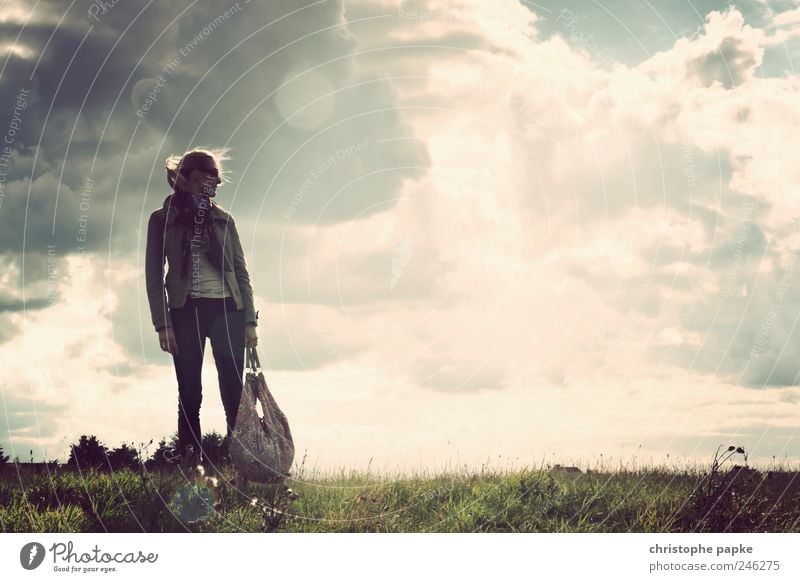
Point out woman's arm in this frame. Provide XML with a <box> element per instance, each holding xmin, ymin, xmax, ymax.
<box><xmin>228</xmin><ymin>215</ymin><xmax>258</xmax><ymax>327</ymax></box>
<box><xmin>145</xmin><ymin>211</ymin><xmax>173</xmax><ymax>332</ymax></box>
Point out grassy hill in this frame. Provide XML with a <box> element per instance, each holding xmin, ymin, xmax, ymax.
<box><xmin>1</xmin><ymin>459</ymin><xmax>797</xmax><ymax>532</ymax></box>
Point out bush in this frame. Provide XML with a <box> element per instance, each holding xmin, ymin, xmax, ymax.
<box><xmin>67</xmin><ymin>436</ymin><xmax>108</xmax><ymax>472</ymax></box>
<box><xmin>106</xmin><ymin>443</ymin><xmax>140</xmax><ymax>471</ymax></box>
<box><xmin>145</xmin><ymin>439</ymin><xmax>177</xmax><ymax>470</ymax></box>
<box><xmin>0</xmin><ymin>445</ymin><xmax>9</xmax><ymax>472</ymax></box>
<box><xmin>201</xmin><ymin>431</ymin><xmax>226</xmax><ymax>466</ymax></box>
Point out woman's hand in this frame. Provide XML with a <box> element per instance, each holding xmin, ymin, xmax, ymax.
<box><xmin>158</xmin><ymin>326</ymin><xmax>179</xmax><ymax>355</ymax></box>
<box><xmin>245</xmin><ymin>324</ymin><xmax>258</xmax><ymax>349</ymax></box>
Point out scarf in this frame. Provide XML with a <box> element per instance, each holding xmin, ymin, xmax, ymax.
<box><xmin>169</xmin><ymin>190</ymin><xmax>232</xmax><ymax>278</ymax></box>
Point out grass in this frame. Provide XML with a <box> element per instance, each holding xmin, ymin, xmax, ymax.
<box><xmin>1</xmin><ymin>455</ymin><xmax>797</xmax><ymax>533</ymax></box>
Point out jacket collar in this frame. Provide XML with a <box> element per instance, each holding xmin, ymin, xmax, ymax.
<box><xmin>162</xmin><ymin>192</ymin><xmax>230</xmax><ymax>227</ymax></box>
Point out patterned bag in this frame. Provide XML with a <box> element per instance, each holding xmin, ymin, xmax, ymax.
<box><xmin>230</xmin><ymin>346</ymin><xmax>294</xmax><ymax>483</ymax></box>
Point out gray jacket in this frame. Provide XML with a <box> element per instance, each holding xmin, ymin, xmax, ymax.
<box><xmin>145</xmin><ymin>193</ymin><xmax>257</xmax><ymax>331</ymax></box>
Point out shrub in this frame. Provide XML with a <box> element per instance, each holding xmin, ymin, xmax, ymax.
<box><xmin>145</xmin><ymin>439</ymin><xmax>177</xmax><ymax>470</ymax></box>
<box><xmin>106</xmin><ymin>443</ymin><xmax>140</xmax><ymax>471</ymax></box>
<box><xmin>0</xmin><ymin>445</ymin><xmax>9</xmax><ymax>472</ymax></box>
<box><xmin>67</xmin><ymin>436</ymin><xmax>108</xmax><ymax>472</ymax></box>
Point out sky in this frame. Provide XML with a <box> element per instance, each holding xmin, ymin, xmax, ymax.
<box><xmin>1</xmin><ymin>0</ymin><xmax>799</xmax><ymax>472</ymax></box>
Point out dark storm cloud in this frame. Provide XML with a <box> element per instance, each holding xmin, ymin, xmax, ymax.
<box><xmin>0</xmin><ymin>1</ymin><xmax>187</xmax><ymax>161</ymax></box>
<box><xmin>0</xmin><ymin>1</ymin><xmax>192</xmax><ymax>265</ymax></box>
<box><xmin>0</xmin><ymin>0</ymin><xmax>429</xmax><ymax>351</ymax></box>
<box><xmin>0</xmin><ymin>0</ymin><xmax>428</xmax><ymax>248</ymax></box>
<box><xmin>121</xmin><ymin>0</ymin><xmax>429</xmax><ymax>226</ymax></box>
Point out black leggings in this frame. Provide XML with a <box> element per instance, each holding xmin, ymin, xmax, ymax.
<box><xmin>169</xmin><ymin>296</ymin><xmax>245</xmax><ymax>457</ymax></box>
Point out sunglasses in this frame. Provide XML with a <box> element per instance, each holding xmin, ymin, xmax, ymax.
<box><xmin>180</xmin><ymin>166</ymin><xmax>219</xmax><ymax>178</ymax></box>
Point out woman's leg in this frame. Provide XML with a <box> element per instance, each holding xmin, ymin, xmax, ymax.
<box><xmin>169</xmin><ymin>298</ymin><xmax>209</xmax><ymax>459</ymax></box>
<box><xmin>208</xmin><ymin>297</ymin><xmax>246</xmax><ymax>442</ymax></box>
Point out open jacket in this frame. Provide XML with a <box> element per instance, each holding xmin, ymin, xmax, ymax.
<box><xmin>145</xmin><ymin>193</ymin><xmax>257</xmax><ymax>332</ymax></box>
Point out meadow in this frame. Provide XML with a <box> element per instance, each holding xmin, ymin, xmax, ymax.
<box><xmin>1</xmin><ymin>447</ymin><xmax>797</xmax><ymax>533</ymax></box>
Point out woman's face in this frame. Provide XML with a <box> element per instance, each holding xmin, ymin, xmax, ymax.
<box><xmin>187</xmin><ymin>162</ymin><xmax>221</xmax><ymax>198</ymax></box>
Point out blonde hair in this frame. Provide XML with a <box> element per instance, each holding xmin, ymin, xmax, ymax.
<box><xmin>165</xmin><ymin>147</ymin><xmax>231</xmax><ymax>191</ymax></box>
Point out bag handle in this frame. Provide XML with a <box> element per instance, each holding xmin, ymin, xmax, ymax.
<box><xmin>246</xmin><ymin>345</ymin><xmax>262</xmax><ymax>372</ymax></box>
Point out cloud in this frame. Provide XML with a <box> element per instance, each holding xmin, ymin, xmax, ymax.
<box><xmin>0</xmin><ymin>389</ymin><xmax>63</xmax><ymax>443</ymax></box>
<box><xmin>3</xmin><ymin>0</ymin><xmax>800</xmax><ymax>467</ymax></box>
<box><xmin>0</xmin><ymin>0</ymin><xmax>429</xmax><ymax>341</ymax></box>
<box><xmin>124</xmin><ymin>1</ymin><xmax>429</xmax><ymax>226</ymax></box>
<box><xmin>254</xmin><ymin>185</ymin><xmax>461</xmax><ymax>308</ymax></box>
<box><xmin>0</xmin><ymin>297</ymin><xmax>50</xmax><ymax>313</ymax></box>
<box><xmin>691</xmin><ymin>36</ymin><xmax>760</xmax><ymax>88</ymax></box>
<box><xmin>477</xmin><ymin>5</ymin><xmax>800</xmax><ymax>390</ymax></box>
<box><xmin>259</xmin><ymin>303</ymin><xmax>370</xmax><ymax>371</ymax></box>
<box><xmin>413</xmin><ymin>353</ymin><xmax>508</xmax><ymax>393</ymax></box>
<box><xmin>1</xmin><ymin>0</ymin><xmax>429</xmax><ymax>245</ymax></box>
<box><xmin>640</xmin><ymin>7</ymin><xmax>764</xmax><ymax>88</ymax></box>
<box><xmin>651</xmin><ymin>423</ymin><xmax>800</xmax><ymax>459</ymax></box>
<box><xmin>0</xmin><ymin>172</ymin><xmax>87</xmax><ymax>254</ymax></box>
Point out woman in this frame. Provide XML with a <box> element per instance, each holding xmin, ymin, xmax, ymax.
<box><xmin>145</xmin><ymin>148</ymin><xmax>258</xmax><ymax>466</ymax></box>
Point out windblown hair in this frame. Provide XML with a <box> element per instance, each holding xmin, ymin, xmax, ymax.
<box><xmin>165</xmin><ymin>147</ymin><xmax>231</xmax><ymax>191</ymax></box>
